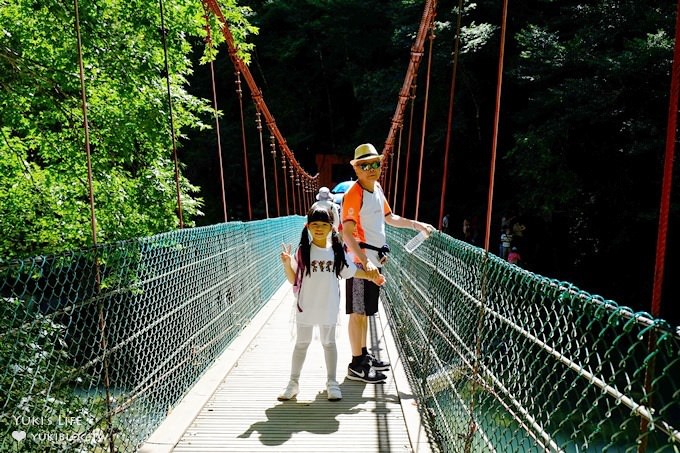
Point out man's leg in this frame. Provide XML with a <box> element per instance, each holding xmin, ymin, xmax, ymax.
<box><xmin>348</xmin><ymin>313</ymin><xmax>365</xmax><ymax>357</ymax></box>
<box><xmin>346</xmin><ymin>278</ymin><xmax>385</xmax><ymax>383</ymax></box>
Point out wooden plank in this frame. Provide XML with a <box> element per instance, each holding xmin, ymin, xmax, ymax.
<box><xmin>144</xmin><ymin>283</ymin><xmax>431</xmax><ymax>453</ymax></box>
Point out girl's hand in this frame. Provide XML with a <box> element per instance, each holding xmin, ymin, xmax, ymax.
<box><xmin>280</xmin><ymin>244</ymin><xmax>293</xmax><ymax>264</ymax></box>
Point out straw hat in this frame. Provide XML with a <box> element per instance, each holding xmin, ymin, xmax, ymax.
<box><xmin>350</xmin><ymin>143</ymin><xmax>383</xmax><ymax>166</ymax></box>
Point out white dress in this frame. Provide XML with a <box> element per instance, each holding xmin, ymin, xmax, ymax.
<box><xmin>292</xmin><ymin>244</ymin><xmax>357</xmax><ymax>326</ymax></box>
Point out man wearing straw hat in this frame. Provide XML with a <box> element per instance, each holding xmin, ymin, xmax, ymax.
<box><xmin>341</xmin><ymin>143</ymin><xmax>435</xmax><ymax>383</ymax></box>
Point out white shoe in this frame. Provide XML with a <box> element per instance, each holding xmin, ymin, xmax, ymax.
<box><xmin>278</xmin><ymin>381</ymin><xmax>299</xmax><ymax>401</ymax></box>
<box><xmin>326</xmin><ymin>381</ymin><xmax>342</xmax><ymax>401</ymax></box>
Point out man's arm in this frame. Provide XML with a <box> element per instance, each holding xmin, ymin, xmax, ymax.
<box><xmin>342</xmin><ymin>220</ymin><xmax>378</xmax><ymax>277</ymax></box>
<box><xmin>385</xmin><ymin>213</ymin><xmax>435</xmax><ymax>233</ymax></box>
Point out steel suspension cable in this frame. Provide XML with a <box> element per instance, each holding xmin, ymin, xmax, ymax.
<box><xmin>401</xmin><ymin>83</ymin><xmax>417</xmax><ymax>216</ymax></box>
<box><xmin>282</xmin><ymin>155</ymin><xmax>290</xmax><ymax>215</ymax></box>
<box><xmin>392</xmin><ymin>124</ymin><xmax>404</xmax><ymax>208</ymax></box>
<box><xmin>467</xmin><ymin>2</ymin><xmax>509</xmax><ymax>448</ymax></box>
<box><xmin>74</xmin><ymin>2</ymin><xmax>97</xmax><ymax>250</ymax></box>
<box><xmin>295</xmin><ymin>175</ymin><xmax>302</xmax><ymax>214</ymax></box>
<box><xmin>235</xmin><ymin>71</ymin><xmax>253</xmax><ymax>220</ymax></box>
<box><xmin>73</xmin><ymin>1</ymin><xmax>113</xmax><ymax>450</ymax></box>
<box><xmin>415</xmin><ymin>26</ymin><xmax>436</xmax><ymax>221</ymax></box>
<box><xmin>386</xmin><ymin>147</ymin><xmax>395</xmax><ymax>200</ymax></box>
<box><xmin>256</xmin><ymin>112</ymin><xmax>270</xmax><ymax>218</ymax></box>
<box><xmin>290</xmin><ymin>169</ymin><xmax>297</xmax><ymax>214</ymax></box>
<box><xmin>159</xmin><ymin>0</ymin><xmax>184</xmax><ymax>228</ymax></box>
<box><xmin>438</xmin><ymin>0</ymin><xmax>464</xmax><ymax>230</ymax></box>
<box><xmin>202</xmin><ymin>7</ymin><xmax>228</xmax><ymax>222</ymax></box>
<box><xmin>270</xmin><ymin>136</ymin><xmax>281</xmax><ymax>216</ymax></box>
<box><xmin>299</xmin><ymin>176</ymin><xmax>305</xmax><ymax>213</ymax></box>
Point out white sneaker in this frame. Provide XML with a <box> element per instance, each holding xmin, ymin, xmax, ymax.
<box><xmin>277</xmin><ymin>381</ymin><xmax>299</xmax><ymax>401</ymax></box>
<box><xmin>326</xmin><ymin>381</ymin><xmax>342</xmax><ymax>401</ymax></box>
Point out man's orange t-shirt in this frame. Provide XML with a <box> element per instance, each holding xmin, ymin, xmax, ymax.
<box><xmin>341</xmin><ymin>182</ymin><xmax>391</xmax><ymax>266</ymax></box>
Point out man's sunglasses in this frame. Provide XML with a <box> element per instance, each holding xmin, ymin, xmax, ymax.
<box><xmin>359</xmin><ymin>161</ymin><xmax>381</xmax><ymax>171</ymax></box>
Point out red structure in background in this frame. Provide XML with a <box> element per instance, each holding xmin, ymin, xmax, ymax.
<box><xmin>315</xmin><ymin>154</ymin><xmax>352</xmax><ymax>190</ymax></box>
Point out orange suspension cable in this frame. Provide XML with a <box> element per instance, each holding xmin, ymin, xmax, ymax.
<box><xmin>202</xmin><ymin>7</ymin><xmax>228</xmax><ymax>222</ymax></box>
<box><xmin>650</xmin><ymin>0</ymin><xmax>680</xmax><ymax>319</ymax></box>
<box><xmin>256</xmin><ymin>112</ymin><xmax>270</xmax><ymax>218</ymax></box>
<box><xmin>415</xmin><ymin>26</ymin><xmax>436</xmax><ymax>221</ymax></box>
<box><xmin>235</xmin><ymin>71</ymin><xmax>253</xmax><ymax>220</ymax></box>
<box><xmin>483</xmin><ymin>0</ymin><xmax>509</xmax><ymax>252</ymax></box>
<box><xmin>383</xmin><ymin>0</ymin><xmax>438</xmax><ymax>159</ymax></box>
<box><xmin>270</xmin><ymin>136</ymin><xmax>281</xmax><ymax>216</ymax></box>
<box><xmin>438</xmin><ymin>0</ymin><xmax>464</xmax><ymax>231</ymax></box>
<box><xmin>652</xmin><ymin>0</ymin><xmax>680</xmax><ymax>317</ymax></box>
<box><xmin>638</xmin><ymin>6</ymin><xmax>680</xmax><ymax>445</ymax></box>
<box><xmin>159</xmin><ymin>0</ymin><xmax>184</xmax><ymax>228</ymax></box>
<box><xmin>201</xmin><ymin>0</ymin><xmax>318</xmax><ymax>199</ymax></box>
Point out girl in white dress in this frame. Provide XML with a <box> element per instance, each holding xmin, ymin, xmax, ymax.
<box><xmin>279</xmin><ymin>205</ymin><xmax>385</xmax><ymax>401</ymax></box>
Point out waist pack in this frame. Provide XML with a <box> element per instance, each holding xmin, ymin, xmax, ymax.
<box><xmin>359</xmin><ymin>242</ymin><xmax>391</xmax><ymax>261</ymax></box>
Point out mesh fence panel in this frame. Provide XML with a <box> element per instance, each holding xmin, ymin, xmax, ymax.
<box><xmin>3</xmin><ymin>219</ymin><xmax>678</xmax><ymax>452</ymax></box>
<box><xmin>382</xmin><ymin>227</ymin><xmax>679</xmax><ymax>453</ymax></box>
<box><xmin>0</xmin><ymin>216</ymin><xmax>303</xmax><ymax>452</ymax></box>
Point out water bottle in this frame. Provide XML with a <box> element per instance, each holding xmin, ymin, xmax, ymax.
<box><xmin>404</xmin><ymin>230</ymin><xmax>430</xmax><ymax>253</ymax></box>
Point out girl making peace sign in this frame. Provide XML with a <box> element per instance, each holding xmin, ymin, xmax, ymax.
<box><xmin>279</xmin><ymin>205</ymin><xmax>385</xmax><ymax>401</ymax></box>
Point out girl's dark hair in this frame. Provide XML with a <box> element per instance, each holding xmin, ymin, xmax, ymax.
<box><xmin>298</xmin><ymin>205</ymin><xmax>347</xmax><ymax>278</ymax></box>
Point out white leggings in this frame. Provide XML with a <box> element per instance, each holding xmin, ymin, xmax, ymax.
<box><xmin>289</xmin><ymin>324</ymin><xmax>337</xmax><ymax>384</ymax></box>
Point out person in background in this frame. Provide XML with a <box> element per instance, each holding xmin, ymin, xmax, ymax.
<box><xmin>312</xmin><ymin>186</ymin><xmax>340</xmax><ymax>231</ymax></box>
<box><xmin>508</xmin><ymin>246</ymin><xmax>522</xmax><ymax>266</ymax></box>
<box><xmin>500</xmin><ymin>226</ymin><xmax>513</xmax><ymax>259</ymax></box>
<box><xmin>341</xmin><ymin>143</ymin><xmax>435</xmax><ymax>383</ymax></box>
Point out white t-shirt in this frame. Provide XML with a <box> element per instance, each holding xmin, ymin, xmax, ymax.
<box><xmin>292</xmin><ymin>244</ymin><xmax>357</xmax><ymax>326</ymax></box>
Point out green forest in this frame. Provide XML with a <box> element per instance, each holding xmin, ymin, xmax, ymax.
<box><xmin>1</xmin><ymin>0</ymin><xmax>678</xmax><ymax>323</ymax></box>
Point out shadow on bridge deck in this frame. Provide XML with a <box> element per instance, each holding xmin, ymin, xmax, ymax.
<box><xmin>139</xmin><ymin>283</ymin><xmax>431</xmax><ymax>453</ymax></box>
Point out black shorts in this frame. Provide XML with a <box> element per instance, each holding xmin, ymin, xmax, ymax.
<box><xmin>345</xmin><ymin>265</ymin><xmax>381</xmax><ymax>316</ymax></box>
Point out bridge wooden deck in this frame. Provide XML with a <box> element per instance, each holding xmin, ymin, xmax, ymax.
<box><xmin>139</xmin><ymin>283</ymin><xmax>432</xmax><ymax>453</ymax></box>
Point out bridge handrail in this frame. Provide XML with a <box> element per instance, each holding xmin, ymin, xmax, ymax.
<box><xmin>0</xmin><ymin>217</ymin><xmax>303</xmax><ymax>452</ymax></box>
<box><xmin>381</xmin><ymin>227</ymin><xmax>679</xmax><ymax>452</ymax></box>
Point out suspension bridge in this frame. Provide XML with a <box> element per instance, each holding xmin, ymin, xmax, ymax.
<box><xmin>1</xmin><ymin>0</ymin><xmax>679</xmax><ymax>452</ymax></box>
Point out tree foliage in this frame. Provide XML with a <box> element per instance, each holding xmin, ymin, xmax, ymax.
<box><xmin>188</xmin><ymin>0</ymin><xmax>677</xmax><ymax>319</ymax></box>
<box><xmin>0</xmin><ymin>0</ymin><xmax>256</xmax><ymax>259</ymax></box>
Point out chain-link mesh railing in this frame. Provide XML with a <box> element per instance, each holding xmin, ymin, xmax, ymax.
<box><xmin>382</xmin><ymin>228</ymin><xmax>679</xmax><ymax>452</ymax></box>
<box><xmin>0</xmin><ymin>216</ymin><xmax>303</xmax><ymax>452</ymax></box>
